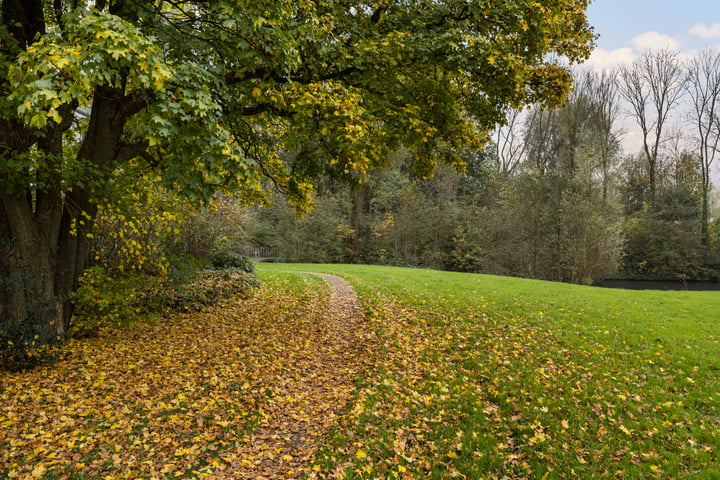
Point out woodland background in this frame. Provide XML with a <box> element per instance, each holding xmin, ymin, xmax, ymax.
<box><xmin>247</xmin><ymin>50</ymin><xmax>720</xmax><ymax>285</ymax></box>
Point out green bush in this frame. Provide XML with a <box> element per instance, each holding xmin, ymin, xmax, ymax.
<box><xmin>72</xmin><ymin>267</ymin><xmax>260</xmax><ymax>338</ymax></box>
<box><xmin>138</xmin><ymin>268</ymin><xmax>260</xmax><ymax>313</ymax></box>
<box><xmin>209</xmin><ymin>251</ymin><xmax>255</xmax><ymax>273</ymax></box>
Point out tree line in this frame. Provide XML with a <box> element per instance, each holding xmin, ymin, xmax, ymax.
<box><xmin>247</xmin><ymin>47</ymin><xmax>720</xmax><ymax>284</ymax></box>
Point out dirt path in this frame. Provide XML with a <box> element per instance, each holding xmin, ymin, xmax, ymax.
<box><xmin>218</xmin><ymin>273</ymin><xmax>366</xmax><ymax>479</ymax></box>
<box><xmin>312</xmin><ymin>273</ymin><xmax>364</xmax><ymax>340</ymax></box>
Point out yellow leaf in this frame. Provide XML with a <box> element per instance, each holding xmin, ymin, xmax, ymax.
<box><xmin>31</xmin><ymin>464</ymin><xmax>47</xmax><ymax>479</ymax></box>
<box><xmin>49</xmin><ymin>109</ymin><xmax>63</xmax><ymax>124</ymax></box>
<box><xmin>355</xmin><ymin>449</ymin><xmax>367</xmax><ymax>460</ymax></box>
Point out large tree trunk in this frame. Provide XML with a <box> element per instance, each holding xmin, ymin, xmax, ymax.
<box><xmin>1</xmin><ymin>175</ymin><xmax>104</xmax><ymax>351</ymax></box>
<box><xmin>1</xmin><ymin>1</ymin><xmax>141</xmax><ymax>352</ymax></box>
<box><xmin>55</xmin><ymin>188</ymin><xmax>97</xmax><ymax>333</ymax></box>
<box><xmin>0</xmin><ymin>119</ymin><xmax>77</xmax><ymax>348</ymax></box>
<box><xmin>1</xmin><ymin>165</ymin><xmax>109</xmax><ymax>352</ymax></box>
<box><xmin>1</xmin><ymin>86</ymin><xmax>132</xmax><ymax>352</ymax></box>
<box><xmin>1</xmin><ymin>193</ymin><xmax>65</xmax><ymax>347</ymax></box>
<box><xmin>1</xmin><ymin>91</ymin><xmax>126</xmax><ymax>353</ymax></box>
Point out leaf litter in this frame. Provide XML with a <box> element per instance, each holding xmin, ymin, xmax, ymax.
<box><xmin>0</xmin><ymin>274</ymin><xmax>370</xmax><ymax>480</ymax></box>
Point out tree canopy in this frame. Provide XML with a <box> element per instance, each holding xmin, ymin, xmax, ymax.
<box><xmin>0</xmin><ymin>0</ymin><xmax>595</xmax><ymax>347</ymax></box>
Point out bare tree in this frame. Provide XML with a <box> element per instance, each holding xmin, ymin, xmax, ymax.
<box><xmin>493</xmin><ymin>107</ymin><xmax>528</xmax><ymax>175</ymax></box>
<box><xmin>580</xmin><ymin>69</ymin><xmax>622</xmax><ymax>207</ymax></box>
<box><xmin>685</xmin><ymin>47</ymin><xmax>720</xmax><ymax>246</ymax></box>
<box><xmin>663</xmin><ymin>125</ymin><xmax>694</xmax><ymax>187</ymax></box>
<box><xmin>618</xmin><ymin>48</ymin><xmax>686</xmax><ymax>201</ymax></box>
<box><xmin>524</xmin><ymin>106</ymin><xmax>562</xmax><ymax>174</ymax></box>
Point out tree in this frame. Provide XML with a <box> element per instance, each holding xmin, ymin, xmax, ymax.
<box><xmin>685</xmin><ymin>47</ymin><xmax>720</xmax><ymax>246</ymax></box>
<box><xmin>1</xmin><ymin>0</ymin><xmax>595</xmax><ymax>348</ymax></box>
<box><xmin>515</xmin><ymin>73</ymin><xmax>623</xmax><ymax>283</ymax></box>
<box><xmin>581</xmin><ymin>69</ymin><xmax>621</xmax><ymax>207</ymax></box>
<box><xmin>618</xmin><ymin>49</ymin><xmax>685</xmax><ymax>201</ymax></box>
<box><xmin>619</xmin><ymin>150</ymin><xmax>706</xmax><ymax>280</ymax></box>
<box><xmin>492</xmin><ymin>107</ymin><xmax>527</xmax><ymax>176</ymax></box>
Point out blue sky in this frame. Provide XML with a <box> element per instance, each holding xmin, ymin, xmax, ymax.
<box><xmin>585</xmin><ymin>0</ymin><xmax>720</xmax><ymax>69</ymax></box>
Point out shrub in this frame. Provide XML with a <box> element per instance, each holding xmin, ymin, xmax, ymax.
<box><xmin>209</xmin><ymin>251</ymin><xmax>255</xmax><ymax>273</ymax></box>
<box><xmin>72</xmin><ymin>266</ymin><xmax>144</xmax><ymax>338</ymax></box>
<box><xmin>90</xmin><ymin>175</ymin><xmax>184</xmax><ymax>277</ymax></box>
<box><xmin>137</xmin><ymin>268</ymin><xmax>260</xmax><ymax>313</ymax></box>
<box><xmin>71</xmin><ymin>267</ymin><xmax>260</xmax><ymax>338</ymax></box>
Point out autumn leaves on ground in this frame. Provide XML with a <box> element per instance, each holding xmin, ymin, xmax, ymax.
<box><xmin>2</xmin><ymin>265</ymin><xmax>720</xmax><ymax>479</ymax></box>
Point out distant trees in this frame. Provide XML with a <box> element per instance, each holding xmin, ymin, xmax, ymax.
<box><xmin>616</xmin><ymin>47</ymin><xmax>720</xmax><ymax>278</ymax></box>
<box><xmin>506</xmin><ymin>71</ymin><xmax>624</xmax><ymax>283</ymax></box>
<box><xmin>247</xmin><ymin>50</ymin><xmax>720</xmax><ymax>284</ymax></box>
<box><xmin>685</xmin><ymin>48</ymin><xmax>720</xmax><ymax>247</ymax></box>
<box><xmin>246</xmin><ymin>71</ymin><xmax>626</xmax><ymax>284</ymax></box>
<box><xmin>620</xmin><ymin>152</ymin><xmax>705</xmax><ymax>279</ymax></box>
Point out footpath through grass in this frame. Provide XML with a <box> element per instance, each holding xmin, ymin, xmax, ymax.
<box><xmin>1</xmin><ymin>273</ymin><xmax>368</xmax><ymax>480</ymax></box>
<box><xmin>260</xmin><ymin>264</ymin><xmax>720</xmax><ymax>479</ymax></box>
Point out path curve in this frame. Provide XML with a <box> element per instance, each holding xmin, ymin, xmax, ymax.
<box><xmin>222</xmin><ymin>272</ymin><xmax>366</xmax><ymax>479</ymax></box>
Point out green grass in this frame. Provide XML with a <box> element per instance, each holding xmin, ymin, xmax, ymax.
<box><xmin>258</xmin><ymin>264</ymin><xmax>720</xmax><ymax>479</ymax></box>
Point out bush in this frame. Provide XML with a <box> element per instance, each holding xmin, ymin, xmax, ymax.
<box><xmin>137</xmin><ymin>268</ymin><xmax>260</xmax><ymax>313</ymax></box>
<box><xmin>72</xmin><ymin>266</ymin><xmax>260</xmax><ymax>338</ymax></box>
<box><xmin>209</xmin><ymin>251</ymin><xmax>255</xmax><ymax>273</ymax></box>
<box><xmin>73</xmin><ymin>266</ymin><xmax>139</xmax><ymax>338</ymax></box>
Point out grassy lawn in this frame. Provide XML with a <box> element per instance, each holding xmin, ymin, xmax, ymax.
<box><xmin>2</xmin><ymin>263</ymin><xmax>719</xmax><ymax>479</ymax></box>
<box><xmin>260</xmin><ymin>264</ymin><xmax>720</xmax><ymax>479</ymax></box>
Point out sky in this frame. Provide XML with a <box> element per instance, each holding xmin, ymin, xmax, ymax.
<box><xmin>582</xmin><ymin>0</ymin><xmax>720</xmax><ymax>156</ymax></box>
<box><xmin>585</xmin><ymin>0</ymin><xmax>720</xmax><ymax>69</ymax></box>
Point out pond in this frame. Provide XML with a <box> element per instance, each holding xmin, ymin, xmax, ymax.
<box><xmin>594</xmin><ymin>279</ymin><xmax>720</xmax><ymax>291</ymax></box>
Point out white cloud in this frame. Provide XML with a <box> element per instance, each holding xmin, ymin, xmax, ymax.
<box><xmin>584</xmin><ymin>47</ymin><xmax>636</xmax><ymax>70</ymax></box>
<box><xmin>689</xmin><ymin>23</ymin><xmax>720</xmax><ymax>40</ymax></box>
<box><xmin>630</xmin><ymin>31</ymin><xmax>682</xmax><ymax>51</ymax></box>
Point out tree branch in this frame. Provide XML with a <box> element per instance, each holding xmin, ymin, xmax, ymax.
<box><xmin>226</xmin><ymin>66</ymin><xmax>360</xmax><ymax>87</ymax></box>
<box><xmin>113</xmin><ymin>140</ymin><xmax>150</xmax><ymax>164</ymax></box>
<box><xmin>118</xmin><ymin>91</ymin><xmax>154</xmax><ymax>121</ymax></box>
<box><xmin>140</xmin><ymin>150</ymin><xmax>160</xmax><ymax>168</ymax></box>
<box><xmin>370</xmin><ymin>6</ymin><xmax>389</xmax><ymax>24</ymax></box>
<box><xmin>2</xmin><ymin>0</ymin><xmax>46</xmax><ymax>50</ymax></box>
